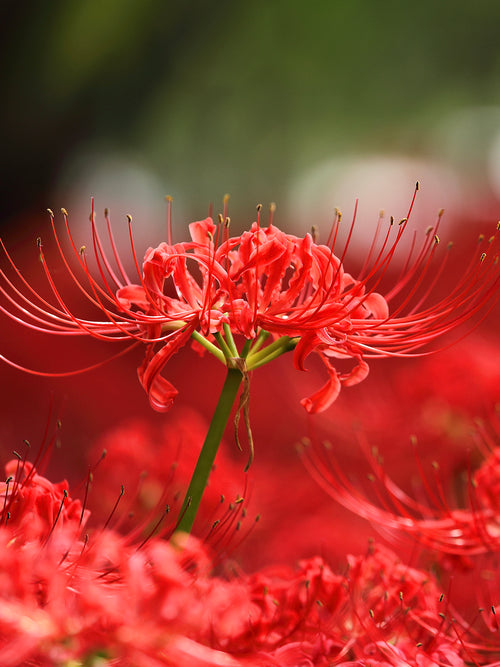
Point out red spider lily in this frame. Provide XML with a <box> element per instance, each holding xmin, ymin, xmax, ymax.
<box><xmin>0</xmin><ymin>407</ymin><xmax>89</xmax><ymax>542</ymax></box>
<box><xmin>0</xmin><ymin>451</ymin><xmax>472</xmax><ymax>666</ymax></box>
<box><xmin>300</xmin><ymin>424</ymin><xmax>500</xmax><ymax>662</ymax></box>
<box><xmin>1</xmin><ymin>191</ymin><xmax>499</xmax><ymax>412</ymax></box>
<box><xmin>300</xmin><ymin>418</ymin><xmax>500</xmax><ymax>559</ymax></box>
<box><xmin>0</xmin><ymin>457</ymin><xmax>87</xmax><ymax>543</ymax></box>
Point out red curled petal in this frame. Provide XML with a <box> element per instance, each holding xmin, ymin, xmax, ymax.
<box><xmin>230</xmin><ymin>235</ymin><xmax>288</xmax><ymax>282</ymax></box>
<box><xmin>340</xmin><ymin>357</ymin><xmax>370</xmax><ymax>387</ymax></box>
<box><xmin>300</xmin><ymin>354</ymin><xmax>341</xmax><ymax>413</ymax></box>
<box><xmin>296</xmin><ymin>341</ymin><xmax>369</xmax><ymax>412</ymax></box>
<box><xmin>188</xmin><ymin>217</ymin><xmax>217</xmax><ymax>245</ymax></box>
<box><xmin>362</xmin><ymin>291</ymin><xmax>389</xmax><ymax>319</ymax></box>
<box><xmin>116</xmin><ymin>284</ymin><xmax>150</xmax><ymax>311</ymax></box>
<box><xmin>292</xmin><ymin>332</ymin><xmax>320</xmax><ymax>371</ymax></box>
<box><xmin>137</xmin><ymin>325</ymin><xmax>195</xmax><ymax>411</ymax></box>
<box><xmin>150</xmin><ymin>378</ymin><xmax>177</xmax><ymax>412</ymax></box>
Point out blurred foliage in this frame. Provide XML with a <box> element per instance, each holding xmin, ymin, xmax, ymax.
<box><xmin>1</xmin><ymin>0</ymin><xmax>500</xmax><ymax>225</ymax></box>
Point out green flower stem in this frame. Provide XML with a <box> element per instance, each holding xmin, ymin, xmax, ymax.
<box><xmin>223</xmin><ymin>322</ymin><xmax>239</xmax><ymax>357</ymax></box>
<box><xmin>248</xmin><ymin>329</ymin><xmax>270</xmax><ymax>356</ymax></box>
<box><xmin>213</xmin><ymin>331</ymin><xmax>234</xmax><ymax>360</ymax></box>
<box><xmin>191</xmin><ymin>330</ymin><xmax>226</xmax><ymax>363</ymax></box>
<box><xmin>246</xmin><ymin>335</ymin><xmax>298</xmax><ymax>370</ymax></box>
<box><xmin>240</xmin><ymin>338</ymin><xmax>253</xmax><ymax>358</ymax></box>
<box><xmin>176</xmin><ymin>367</ymin><xmax>243</xmax><ymax>534</ymax></box>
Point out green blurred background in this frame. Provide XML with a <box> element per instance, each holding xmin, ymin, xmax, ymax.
<box><xmin>2</xmin><ymin>0</ymin><xmax>500</xmax><ymax>233</ymax></box>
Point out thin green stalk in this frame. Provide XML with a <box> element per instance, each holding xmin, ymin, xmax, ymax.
<box><xmin>246</xmin><ymin>335</ymin><xmax>298</xmax><ymax>370</ymax></box>
<box><xmin>240</xmin><ymin>338</ymin><xmax>253</xmax><ymax>358</ymax></box>
<box><xmin>214</xmin><ymin>331</ymin><xmax>234</xmax><ymax>360</ymax></box>
<box><xmin>176</xmin><ymin>367</ymin><xmax>243</xmax><ymax>534</ymax></box>
<box><xmin>248</xmin><ymin>329</ymin><xmax>270</xmax><ymax>356</ymax></box>
<box><xmin>191</xmin><ymin>330</ymin><xmax>226</xmax><ymax>363</ymax></box>
<box><xmin>223</xmin><ymin>322</ymin><xmax>239</xmax><ymax>357</ymax></box>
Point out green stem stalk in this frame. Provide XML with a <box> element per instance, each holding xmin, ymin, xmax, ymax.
<box><xmin>191</xmin><ymin>330</ymin><xmax>226</xmax><ymax>363</ymax></box>
<box><xmin>223</xmin><ymin>322</ymin><xmax>239</xmax><ymax>357</ymax></box>
<box><xmin>246</xmin><ymin>335</ymin><xmax>298</xmax><ymax>370</ymax></box>
<box><xmin>214</xmin><ymin>331</ymin><xmax>234</xmax><ymax>360</ymax></box>
<box><xmin>248</xmin><ymin>329</ymin><xmax>270</xmax><ymax>356</ymax></box>
<box><xmin>176</xmin><ymin>367</ymin><xmax>243</xmax><ymax>534</ymax></box>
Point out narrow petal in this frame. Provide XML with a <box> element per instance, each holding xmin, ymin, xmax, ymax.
<box><xmin>137</xmin><ymin>325</ymin><xmax>195</xmax><ymax>411</ymax></box>
<box><xmin>362</xmin><ymin>291</ymin><xmax>390</xmax><ymax>319</ymax></box>
<box><xmin>300</xmin><ymin>354</ymin><xmax>342</xmax><ymax>413</ymax></box>
<box><xmin>116</xmin><ymin>284</ymin><xmax>150</xmax><ymax>311</ymax></box>
<box><xmin>188</xmin><ymin>217</ymin><xmax>217</xmax><ymax>245</ymax></box>
<box><xmin>340</xmin><ymin>357</ymin><xmax>370</xmax><ymax>387</ymax></box>
<box><xmin>292</xmin><ymin>333</ymin><xmax>319</xmax><ymax>372</ymax></box>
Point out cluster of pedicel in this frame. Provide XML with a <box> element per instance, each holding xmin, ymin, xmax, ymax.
<box><xmin>0</xmin><ymin>194</ymin><xmax>499</xmax><ymax>665</ymax></box>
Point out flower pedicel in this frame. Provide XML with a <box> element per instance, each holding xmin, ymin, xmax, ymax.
<box><xmin>1</xmin><ymin>186</ymin><xmax>499</xmax><ymax>531</ymax></box>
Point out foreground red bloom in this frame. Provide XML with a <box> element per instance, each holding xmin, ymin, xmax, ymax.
<box><xmin>0</xmin><ymin>458</ymin><xmax>87</xmax><ymax>542</ymax></box>
<box><xmin>0</xmin><ymin>456</ymin><xmax>480</xmax><ymax>666</ymax></box>
<box><xmin>1</xmin><ymin>193</ymin><xmax>499</xmax><ymax>413</ymax></box>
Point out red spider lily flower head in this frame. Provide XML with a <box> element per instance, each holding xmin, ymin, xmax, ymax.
<box><xmin>1</xmin><ymin>189</ymin><xmax>499</xmax><ymax>413</ymax></box>
<box><xmin>0</xmin><ymin>445</ymin><xmax>252</xmax><ymax>664</ymax></box>
<box><xmin>0</xmin><ymin>457</ymin><xmax>87</xmax><ymax>543</ymax></box>
<box><xmin>227</xmin><ymin>544</ymin><xmax>467</xmax><ymax>665</ymax></box>
<box><xmin>300</xmin><ymin>417</ymin><xmax>500</xmax><ymax>559</ymax></box>
<box><xmin>301</xmin><ymin>421</ymin><xmax>500</xmax><ymax>663</ymax></box>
